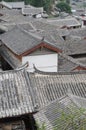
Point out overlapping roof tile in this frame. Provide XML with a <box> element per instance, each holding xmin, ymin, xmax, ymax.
<box><xmin>29</xmin><ymin>71</ymin><xmax>86</xmax><ymax>108</ymax></box>
<box><xmin>34</xmin><ymin>95</ymin><xmax>86</xmax><ymax>130</ymax></box>
<box><xmin>0</xmin><ymin>68</ymin><xmax>35</xmax><ymax>119</ymax></box>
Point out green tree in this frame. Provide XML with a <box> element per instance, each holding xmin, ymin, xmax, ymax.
<box><xmin>59</xmin><ymin>0</ymin><xmax>70</xmax><ymax>4</ymax></box>
<box><xmin>66</xmin><ymin>0</ymin><xmax>70</xmax><ymax>4</ymax></box>
<box><xmin>37</xmin><ymin>123</ymin><xmax>46</xmax><ymax>130</ymax></box>
<box><xmin>43</xmin><ymin>0</ymin><xmax>54</xmax><ymax>14</ymax></box>
<box><xmin>29</xmin><ymin>0</ymin><xmax>43</xmax><ymax>7</ymax></box>
<box><xmin>54</xmin><ymin>107</ymin><xmax>86</xmax><ymax>130</ymax></box>
<box><xmin>28</xmin><ymin>0</ymin><xmax>54</xmax><ymax>14</ymax></box>
<box><xmin>56</xmin><ymin>1</ymin><xmax>71</xmax><ymax>13</ymax></box>
<box><xmin>37</xmin><ymin>107</ymin><xmax>86</xmax><ymax>130</ymax></box>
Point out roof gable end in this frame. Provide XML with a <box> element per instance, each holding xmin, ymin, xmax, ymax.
<box><xmin>21</xmin><ymin>42</ymin><xmax>62</xmax><ymax>56</ymax></box>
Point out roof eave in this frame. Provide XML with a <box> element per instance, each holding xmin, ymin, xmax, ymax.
<box><xmin>19</xmin><ymin>42</ymin><xmax>62</xmax><ymax>56</ymax></box>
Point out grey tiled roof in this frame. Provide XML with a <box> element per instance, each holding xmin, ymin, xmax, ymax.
<box><xmin>6</xmin><ymin>1</ymin><xmax>24</xmax><ymax>9</ymax></box>
<box><xmin>0</xmin><ymin>25</ymin><xmax>65</xmax><ymax>56</ymax></box>
<box><xmin>68</xmin><ymin>27</ymin><xmax>86</xmax><ymax>38</ymax></box>
<box><xmin>29</xmin><ymin>71</ymin><xmax>86</xmax><ymax>109</ymax></box>
<box><xmin>47</xmin><ymin>17</ymin><xmax>81</xmax><ymax>28</ymax></box>
<box><xmin>0</xmin><ymin>25</ymin><xmax>8</xmax><ymax>32</ymax></box>
<box><xmin>64</xmin><ymin>38</ymin><xmax>86</xmax><ymax>55</ymax></box>
<box><xmin>0</xmin><ymin>68</ymin><xmax>86</xmax><ymax>119</ymax></box>
<box><xmin>22</xmin><ymin>7</ymin><xmax>43</xmax><ymax>15</ymax></box>
<box><xmin>69</xmin><ymin>94</ymin><xmax>86</xmax><ymax>109</ymax></box>
<box><xmin>58</xmin><ymin>53</ymin><xmax>86</xmax><ymax>72</ymax></box>
<box><xmin>0</xmin><ymin>1</ymin><xmax>12</xmax><ymax>9</ymax></box>
<box><xmin>0</xmin><ymin>68</ymin><xmax>35</xmax><ymax>119</ymax></box>
<box><xmin>0</xmin><ymin>26</ymin><xmax>42</xmax><ymax>55</ymax></box>
<box><xmin>34</xmin><ymin>95</ymin><xmax>86</xmax><ymax>130</ymax></box>
<box><xmin>20</xmin><ymin>21</ymin><xmax>66</xmax><ymax>50</ymax></box>
<box><xmin>29</xmin><ymin>29</ymin><xmax>65</xmax><ymax>50</ymax></box>
<box><xmin>0</xmin><ymin>8</ymin><xmax>35</xmax><ymax>25</ymax></box>
<box><xmin>31</xmin><ymin>20</ymin><xmax>58</xmax><ymax>32</ymax></box>
<box><xmin>0</xmin><ymin>45</ymin><xmax>21</xmax><ymax>68</ymax></box>
<box><xmin>58</xmin><ymin>54</ymin><xmax>79</xmax><ymax>72</ymax></box>
<box><xmin>18</xmin><ymin>23</ymin><xmax>35</xmax><ymax>32</ymax></box>
<box><xmin>56</xmin><ymin>28</ymin><xmax>69</xmax><ymax>36</ymax></box>
<box><xmin>76</xmin><ymin>58</ymin><xmax>86</xmax><ymax>65</ymax></box>
<box><xmin>0</xmin><ymin>8</ymin><xmax>20</xmax><ymax>15</ymax></box>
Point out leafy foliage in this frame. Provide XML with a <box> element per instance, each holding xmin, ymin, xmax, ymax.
<box><xmin>36</xmin><ymin>106</ymin><xmax>86</xmax><ymax>130</ymax></box>
<box><xmin>28</xmin><ymin>0</ymin><xmax>54</xmax><ymax>14</ymax></box>
<box><xmin>59</xmin><ymin>0</ymin><xmax>70</xmax><ymax>4</ymax></box>
<box><xmin>66</xmin><ymin>0</ymin><xmax>70</xmax><ymax>4</ymax></box>
<box><xmin>56</xmin><ymin>1</ymin><xmax>71</xmax><ymax>13</ymax></box>
<box><xmin>36</xmin><ymin>122</ymin><xmax>46</xmax><ymax>130</ymax></box>
<box><xmin>54</xmin><ymin>107</ymin><xmax>86</xmax><ymax>130</ymax></box>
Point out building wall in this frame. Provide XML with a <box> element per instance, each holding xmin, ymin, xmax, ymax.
<box><xmin>22</xmin><ymin>53</ymin><xmax>58</xmax><ymax>72</ymax></box>
<box><xmin>21</xmin><ymin>47</ymin><xmax>58</xmax><ymax>72</ymax></box>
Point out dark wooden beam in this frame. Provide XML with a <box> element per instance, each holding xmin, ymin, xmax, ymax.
<box><xmin>20</xmin><ymin>42</ymin><xmax>62</xmax><ymax>56</ymax></box>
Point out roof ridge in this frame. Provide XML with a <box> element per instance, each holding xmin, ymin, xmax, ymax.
<box><xmin>0</xmin><ymin>25</ymin><xmax>24</xmax><ymax>38</ymax></box>
<box><xmin>16</xmin><ymin>62</ymin><xmax>28</xmax><ymax>70</ymax></box>
<box><xmin>0</xmin><ymin>64</ymin><xmax>27</xmax><ymax>74</ymax></box>
<box><xmin>18</xmin><ymin>25</ymin><xmax>42</xmax><ymax>40</ymax></box>
<box><xmin>35</xmin><ymin>94</ymin><xmax>80</xmax><ymax>111</ymax></box>
<box><xmin>1</xmin><ymin>25</ymin><xmax>43</xmax><ymax>41</ymax></box>
<box><xmin>33</xmin><ymin>64</ymin><xmax>86</xmax><ymax>75</ymax></box>
<box><xmin>29</xmin><ymin>22</ymin><xmax>37</xmax><ymax>30</ymax></box>
<box><xmin>60</xmin><ymin>53</ymin><xmax>86</xmax><ymax>68</ymax></box>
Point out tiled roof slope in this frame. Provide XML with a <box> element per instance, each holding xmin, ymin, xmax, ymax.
<box><xmin>29</xmin><ymin>71</ymin><xmax>86</xmax><ymax>108</ymax></box>
<box><xmin>0</xmin><ymin>45</ymin><xmax>21</xmax><ymax>69</ymax></box>
<box><xmin>68</xmin><ymin>27</ymin><xmax>86</xmax><ymax>38</ymax></box>
<box><xmin>0</xmin><ymin>26</ymin><xmax>42</xmax><ymax>55</ymax></box>
<box><xmin>20</xmin><ymin>21</ymin><xmax>66</xmax><ymax>51</ymax></box>
<box><xmin>0</xmin><ymin>8</ymin><xmax>35</xmax><ymax>25</ymax></box>
<box><xmin>22</xmin><ymin>7</ymin><xmax>43</xmax><ymax>15</ymax></box>
<box><xmin>69</xmin><ymin>94</ymin><xmax>86</xmax><ymax>109</ymax></box>
<box><xmin>56</xmin><ymin>28</ymin><xmax>69</xmax><ymax>36</ymax></box>
<box><xmin>76</xmin><ymin>58</ymin><xmax>86</xmax><ymax>65</ymax></box>
<box><xmin>28</xmin><ymin>30</ymin><xmax>65</xmax><ymax>50</ymax></box>
<box><xmin>18</xmin><ymin>23</ymin><xmax>35</xmax><ymax>32</ymax></box>
<box><xmin>0</xmin><ymin>69</ymin><xmax>86</xmax><ymax>119</ymax></box>
<box><xmin>0</xmin><ymin>68</ymin><xmax>35</xmax><ymax>119</ymax></box>
<box><xmin>58</xmin><ymin>53</ymin><xmax>86</xmax><ymax>72</ymax></box>
<box><xmin>58</xmin><ymin>53</ymin><xmax>78</xmax><ymax>72</ymax></box>
<box><xmin>34</xmin><ymin>95</ymin><xmax>86</xmax><ymax>130</ymax></box>
<box><xmin>31</xmin><ymin>20</ymin><xmax>58</xmax><ymax>32</ymax></box>
<box><xmin>7</xmin><ymin>1</ymin><xmax>24</xmax><ymax>9</ymax></box>
<box><xmin>47</xmin><ymin>18</ymin><xmax>81</xmax><ymax>28</ymax></box>
<box><xmin>0</xmin><ymin>26</ymin><xmax>64</xmax><ymax>55</ymax></box>
<box><xmin>64</xmin><ymin>38</ymin><xmax>86</xmax><ymax>55</ymax></box>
